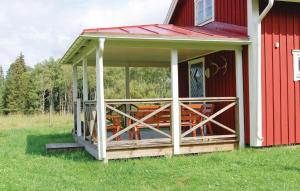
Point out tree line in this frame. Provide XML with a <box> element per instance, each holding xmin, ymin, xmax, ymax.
<box><xmin>0</xmin><ymin>54</ymin><xmax>171</xmax><ymax>115</ymax></box>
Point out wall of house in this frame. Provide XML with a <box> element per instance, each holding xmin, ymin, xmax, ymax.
<box><xmin>178</xmin><ymin>50</ymin><xmax>251</xmax><ymax>141</ymax></box>
<box><xmin>261</xmin><ymin>2</ymin><xmax>300</xmax><ymax>146</ymax></box>
<box><xmin>169</xmin><ymin>0</ymin><xmax>247</xmax><ymax>27</ymax></box>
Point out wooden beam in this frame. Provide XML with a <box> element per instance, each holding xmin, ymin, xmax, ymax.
<box><xmin>171</xmin><ymin>49</ymin><xmax>180</xmax><ymax>155</ymax></box>
<box><xmin>96</xmin><ymin>38</ymin><xmax>107</xmax><ymax>162</ymax></box>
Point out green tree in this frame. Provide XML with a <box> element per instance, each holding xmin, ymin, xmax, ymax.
<box><xmin>4</xmin><ymin>54</ymin><xmax>29</xmax><ymax>113</ymax></box>
<box><xmin>0</xmin><ymin>65</ymin><xmax>4</xmax><ymax>113</ymax></box>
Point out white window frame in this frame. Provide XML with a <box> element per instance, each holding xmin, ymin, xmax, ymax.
<box><xmin>292</xmin><ymin>50</ymin><xmax>300</xmax><ymax>81</ymax></box>
<box><xmin>188</xmin><ymin>57</ymin><xmax>206</xmax><ymax>97</ymax></box>
<box><xmin>194</xmin><ymin>0</ymin><xmax>215</xmax><ymax>26</ymax></box>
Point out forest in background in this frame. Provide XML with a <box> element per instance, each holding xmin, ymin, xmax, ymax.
<box><xmin>0</xmin><ymin>54</ymin><xmax>171</xmax><ymax>115</ymax></box>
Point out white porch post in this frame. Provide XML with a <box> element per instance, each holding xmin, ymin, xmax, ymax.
<box><xmin>235</xmin><ymin>47</ymin><xmax>245</xmax><ymax>148</ymax></box>
<box><xmin>82</xmin><ymin>58</ymin><xmax>88</xmax><ymax>138</ymax></box>
<box><xmin>125</xmin><ymin>65</ymin><xmax>130</xmax><ymax>99</ymax></box>
<box><xmin>171</xmin><ymin>49</ymin><xmax>180</xmax><ymax>155</ymax></box>
<box><xmin>96</xmin><ymin>38</ymin><xmax>107</xmax><ymax>162</ymax></box>
<box><xmin>72</xmin><ymin>65</ymin><xmax>81</xmax><ymax>137</ymax></box>
<box><xmin>82</xmin><ymin>58</ymin><xmax>88</xmax><ymax>102</ymax></box>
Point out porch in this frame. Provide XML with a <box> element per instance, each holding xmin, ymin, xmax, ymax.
<box><xmin>63</xmin><ymin>24</ymin><xmax>249</xmax><ymax>162</ymax></box>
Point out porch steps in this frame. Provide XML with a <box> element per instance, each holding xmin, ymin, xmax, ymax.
<box><xmin>45</xmin><ymin>143</ymin><xmax>84</xmax><ymax>152</ymax></box>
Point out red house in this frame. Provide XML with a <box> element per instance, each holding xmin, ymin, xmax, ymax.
<box><xmin>60</xmin><ymin>0</ymin><xmax>300</xmax><ymax>162</ymax></box>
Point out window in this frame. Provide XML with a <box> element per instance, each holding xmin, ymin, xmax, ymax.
<box><xmin>195</xmin><ymin>0</ymin><xmax>214</xmax><ymax>26</ymax></box>
<box><xmin>292</xmin><ymin>50</ymin><xmax>300</xmax><ymax>81</ymax></box>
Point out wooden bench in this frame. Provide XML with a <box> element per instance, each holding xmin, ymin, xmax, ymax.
<box><xmin>92</xmin><ymin>115</ymin><xmax>122</xmax><ymax>142</ymax></box>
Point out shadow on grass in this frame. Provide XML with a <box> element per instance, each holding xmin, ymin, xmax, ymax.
<box><xmin>26</xmin><ymin>133</ymin><xmax>94</xmax><ymax>162</ymax></box>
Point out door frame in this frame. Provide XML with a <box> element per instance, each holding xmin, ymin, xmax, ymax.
<box><xmin>188</xmin><ymin>57</ymin><xmax>206</xmax><ymax>98</ymax></box>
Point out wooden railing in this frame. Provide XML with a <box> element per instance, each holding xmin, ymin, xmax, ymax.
<box><xmin>179</xmin><ymin>97</ymin><xmax>239</xmax><ymax>142</ymax></box>
<box><xmin>82</xmin><ymin>97</ymin><xmax>239</xmax><ymax>145</ymax></box>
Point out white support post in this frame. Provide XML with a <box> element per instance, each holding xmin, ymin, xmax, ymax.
<box><xmin>247</xmin><ymin>0</ymin><xmax>263</xmax><ymax>146</ymax></box>
<box><xmin>82</xmin><ymin>58</ymin><xmax>88</xmax><ymax>102</ymax></box>
<box><xmin>171</xmin><ymin>49</ymin><xmax>180</xmax><ymax>155</ymax></box>
<box><xmin>125</xmin><ymin>65</ymin><xmax>130</xmax><ymax>125</ymax></box>
<box><xmin>82</xmin><ymin>58</ymin><xmax>88</xmax><ymax>138</ymax></box>
<box><xmin>72</xmin><ymin>65</ymin><xmax>81</xmax><ymax>137</ymax></box>
<box><xmin>235</xmin><ymin>47</ymin><xmax>245</xmax><ymax>148</ymax></box>
<box><xmin>96</xmin><ymin>38</ymin><xmax>107</xmax><ymax>162</ymax></box>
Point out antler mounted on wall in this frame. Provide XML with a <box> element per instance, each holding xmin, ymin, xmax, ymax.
<box><xmin>206</xmin><ymin>56</ymin><xmax>229</xmax><ymax>78</ymax></box>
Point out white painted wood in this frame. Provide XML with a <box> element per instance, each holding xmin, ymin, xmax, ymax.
<box><xmin>76</xmin><ymin>98</ymin><xmax>81</xmax><ymax>137</ymax></box>
<box><xmin>96</xmin><ymin>38</ymin><xmax>107</xmax><ymax>161</ymax></box>
<box><xmin>72</xmin><ymin>65</ymin><xmax>78</xmax><ymax>103</ymax></box>
<box><xmin>171</xmin><ymin>49</ymin><xmax>180</xmax><ymax>155</ymax></box>
<box><xmin>235</xmin><ymin>48</ymin><xmax>245</xmax><ymax>148</ymax></box>
<box><xmin>125</xmin><ymin>65</ymin><xmax>130</xmax><ymax>99</ymax></box>
<box><xmin>292</xmin><ymin>50</ymin><xmax>300</xmax><ymax>81</ymax></box>
<box><xmin>82</xmin><ymin>58</ymin><xmax>88</xmax><ymax>101</ymax></box>
<box><xmin>247</xmin><ymin>0</ymin><xmax>263</xmax><ymax>147</ymax></box>
<box><xmin>72</xmin><ymin>65</ymin><xmax>81</xmax><ymax>136</ymax></box>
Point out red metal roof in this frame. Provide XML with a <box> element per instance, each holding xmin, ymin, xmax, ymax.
<box><xmin>82</xmin><ymin>22</ymin><xmax>248</xmax><ymax>40</ymax></box>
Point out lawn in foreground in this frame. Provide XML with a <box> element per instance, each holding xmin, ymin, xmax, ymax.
<box><xmin>0</xmin><ymin>115</ymin><xmax>300</xmax><ymax>191</ymax></box>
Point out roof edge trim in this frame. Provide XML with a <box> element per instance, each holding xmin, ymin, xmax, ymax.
<box><xmin>164</xmin><ymin>0</ymin><xmax>178</xmax><ymax>24</ymax></box>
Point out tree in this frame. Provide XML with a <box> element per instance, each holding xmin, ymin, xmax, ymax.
<box><xmin>4</xmin><ymin>53</ymin><xmax>29</xmax><ymax>113</ymax></box>
<box><xmin>0</xmin><ymin>65</ymin><xmax>4</xmax><ymax>113</ymax></box>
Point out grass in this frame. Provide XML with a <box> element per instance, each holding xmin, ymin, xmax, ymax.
<box><xmin>0</xmin><ymin>115</ymin><xmax>300</xmax><ymax>190</ymax></box>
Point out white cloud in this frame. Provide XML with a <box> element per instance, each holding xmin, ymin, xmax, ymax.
<box><xmin>0</xmin><ymin>0</ymin><xmax>172</xmax><ymax>73</ymax></box>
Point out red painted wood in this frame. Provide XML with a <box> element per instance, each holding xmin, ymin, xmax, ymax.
<box><xmin>261</xmin><ymin>2</ymin><xmax>300</xmax><ymax>146</ymax></box>
<box><xmin>178</xmin><ymin>63</ymin><xmax>189</xmax><ymax>98</ymax></box>
<box><xmin>205</xmin><ymin>51</ymin><xmax>237</xmax><ymax>134</ymax></box>
<box><xmin>279</xmin><ymin>9</ymin><xmax>289</xmax><ymax>145</ymax></box>
<box><xmin>170</xmin><ymin>0</ymin><xmax>247</xmax><ymax>27</ymax></box>
<box><xmin>272</xmin><ymin>10</ymin><xmax>281</xmax><ymax>145</ymax></box>
<box><xmin>215</xmin><ymin>0</ymin><xmax>247</xmax><ymax>27</ymax></box>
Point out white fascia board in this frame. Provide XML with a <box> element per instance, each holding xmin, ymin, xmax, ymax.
<box><xmin>164</xmin><ymin>0</ymin><xmax>178</xmax><ymax>24</ymax></box>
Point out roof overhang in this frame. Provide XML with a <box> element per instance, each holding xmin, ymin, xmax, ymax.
<box><xmin>59</xmin><ymin>34</ymin><xmax>250</xmax><ymax>66</ymax></box>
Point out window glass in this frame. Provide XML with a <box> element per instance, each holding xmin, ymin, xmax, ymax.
<box><xmin>195</xmin><ymin>0</ymin><xmax>213</xmax><ymax>26</ymax></box>
<box><xmin>206</xmin><ymin>0</ymin><xmax>213</xmax><ymax>18</ymax></box>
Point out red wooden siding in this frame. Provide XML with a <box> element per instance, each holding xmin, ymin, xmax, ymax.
<box><xmin>215</xmin><ymin>0</ymin><xmax>247</xmax><ymax>27</ymax></box>
<box><xmin>205</xmin><ymin>51</ymin><xmax>236</xmax><ymax>133</ymax></box>
<box><xmin>170</xmin><ymin>0</ymin><xmax>194</xmax><ymax>26</ymax></box>
<box><xmin>178</xmin><ymin>50</ymin><xmax>250</xmax><ymax>143</ymax></box>
<box><xmin>178</xmin><ymin>63</ymin><xmax>189</xmax><ymax>98</ymax></box>
<box><xmin>261</xmin><ymin>2</ymin><xmax>300</xmax><ymax>146</ymax></box>
<box><xmin>170</xmin><ymin>0</ymin><xmax>247</xmax><ymax>27</ymax></box>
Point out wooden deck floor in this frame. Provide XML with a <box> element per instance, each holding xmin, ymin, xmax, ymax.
<box><xmin>74</xmin><ymin>135</ymin><xmax>238</xmax><ymax>160</ymax></box>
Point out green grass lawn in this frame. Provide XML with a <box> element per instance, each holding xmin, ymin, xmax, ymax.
<box><xmin>0</xmin><ymin>115</ymin><xmax>300</xmax><ymax>191</ymax></box>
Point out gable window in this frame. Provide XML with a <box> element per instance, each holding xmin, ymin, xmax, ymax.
<box><xmin>292</xmin><ymin>50</ymin><xmax>300</xmax><ymax>81</ymax></box>
<box><xmin>195</xmin><ymin>0</ymin><xmax>214</xmax><ymax>26</ymax></box>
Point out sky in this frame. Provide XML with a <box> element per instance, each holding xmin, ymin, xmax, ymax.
<box><xmin>0</xmin><ymin>0</ymin><xmax>172</xmax><ymax>74</ymax></box>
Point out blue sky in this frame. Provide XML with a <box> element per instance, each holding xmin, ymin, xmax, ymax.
<box><xmin>0</xmin><ymin>0</ymin><xmax>172</xmax><ymax>73</ymax></box>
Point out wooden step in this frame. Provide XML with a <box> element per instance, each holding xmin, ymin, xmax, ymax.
<box><xmin>46</xmin><ymin>143</ymin><xmax>84</xmax><ymax>152</ymax></box>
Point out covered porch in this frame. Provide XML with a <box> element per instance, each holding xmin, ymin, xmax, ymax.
<box><xmin>61</xmin><ymin>24</ymin><xmax>249</xmax><ymax>162</ymax></box>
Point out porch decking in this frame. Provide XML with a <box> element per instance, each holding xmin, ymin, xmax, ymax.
<box><xmin>75</xmin><ymin>135</ymin><xmax>238</xmax><ymax>160</ymax></box>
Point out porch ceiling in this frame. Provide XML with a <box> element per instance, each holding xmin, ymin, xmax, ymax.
<box><xmin>85</xmin><ymin>46</ymin><xmax>214</xmax><ymax>67</ymax></box>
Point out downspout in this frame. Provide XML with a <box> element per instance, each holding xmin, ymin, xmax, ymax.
<box><xmin>259</xmin><ymin>0</ymin><xmax>274</xmax><ymax>21</ymax></box>
<box><xmin>257</xmin><ymin>0</ymin><xmax>274</xmax><ymax>143</ymax></box>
